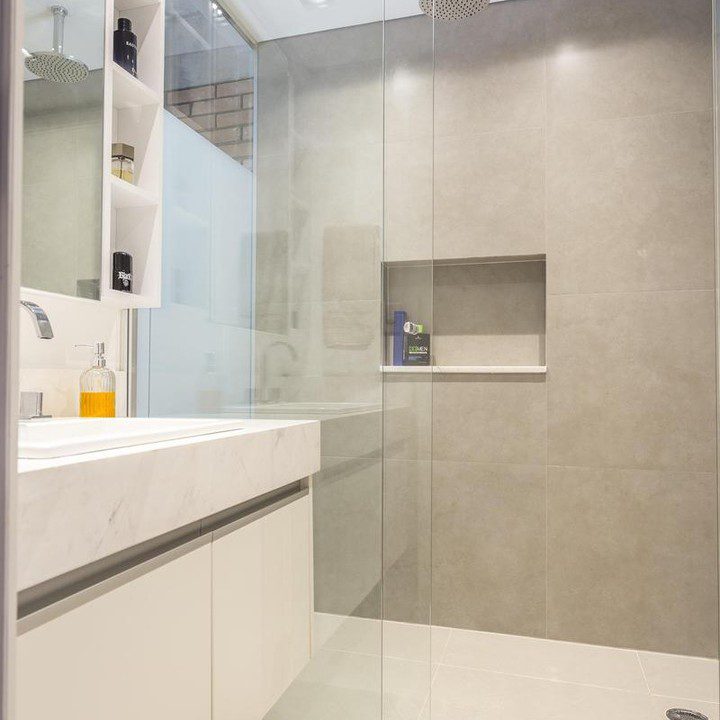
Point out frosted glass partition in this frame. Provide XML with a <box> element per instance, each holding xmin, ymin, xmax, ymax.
<box><xmin>136</xmin><ymin>112</ymin><xmax>253</xmax><ymax>417</ymax></box>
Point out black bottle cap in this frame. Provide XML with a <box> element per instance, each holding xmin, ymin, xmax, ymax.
<box><xmin>117</xmin><ymin>17</ymin><xmax>132</xmax><ymax>31</ymax></box>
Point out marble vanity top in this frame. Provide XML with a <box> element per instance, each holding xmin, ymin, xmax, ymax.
<box><xmin>17</xmin><ymin>418</ymin><xmax>320</xmax><ymax>591</ymax></box>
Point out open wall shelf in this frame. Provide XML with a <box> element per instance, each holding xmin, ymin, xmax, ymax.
<box><xmin>384</xmin><ymin>255</ymin><xmax>547</xmax><ymax>376</ymax></box>
<box><xmin>381</xmin><ymin>365</ymin><xmax>547</xmax><ymax>375</ymax></box>
<box><xmin>383</xmin><ymin>253</ymin><xmax>546</xmax><ymax>269</ymax></box>
<box><xmin>101</xmin><ymin>0</ymin><xmax>164</xmax><ymax>308</ymax></box>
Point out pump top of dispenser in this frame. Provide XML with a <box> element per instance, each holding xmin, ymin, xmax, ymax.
<box><xmin>75</xmin><ymin>342</ymin><xmax>107</xmax><ymax>368</ymax></box>
<box><xmin>117</xmin><ymin>17</ymin><xmax>132</xmax><ymax>31</ymax></box>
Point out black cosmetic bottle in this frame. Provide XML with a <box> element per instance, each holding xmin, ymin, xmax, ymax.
<box><xmin>114</xmin><ymin>18</ymin><xmax>137</xmax><ymax>77</ymax></box>
<box><xmin>113</xmin><ymin>252</ymin><xmax>133</xmax><ymax>293</ymax></box>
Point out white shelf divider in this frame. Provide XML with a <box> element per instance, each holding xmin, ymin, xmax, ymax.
<box><xmin>110</xmin><ymin>175</ymin><xmax>158</xmax><ymax>208</ymax></box>
<box><xmin>382</xmin><ymin>365</ymin><xmax>547</xmax><ymax>375</ymax></box>
<box><xmin>112</xmin><ymin>63</ymin><xmax>161</xmax><ymax>109</ymax></box>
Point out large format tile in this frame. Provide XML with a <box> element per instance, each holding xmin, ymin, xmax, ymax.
<box><xmin>639</xmin><ymin>651</ymin><xmax>719</xmax><ymax>702</ymax></box>
<box><xmin>384</xmin><ymin>138</ymin><xmax>433</xmax><ymax>263</ymax></box>
<box><xmin>313</xmin><ymin>612</ymin><xmax>381</xmax><ymax>656</ymax></box>
<box><xmin>434</xmin><ymin>0</ymin><xmax>546</xmax><ymax>138</ymax></box>
<box><xmin>384</xmin><ymin>15</ymin><xmax>433</xmax><ymax>143</ymax></box>
<box><xmin>432</xmin><ymin>461</ymin><xmax>546</xmax><ymax>636</ymax></box>
<box><xmin>383</xmin><ymin>622</ymin><xmax>450</xmax><ymax>665</ymax></box>
<box><xmin>313</xmin><ymin>456</ymin><xmax>382</xmax><ymax>617</ymax></box>
<box><xmin>547</xmin><ymin>291</ymin><xmax>716</xmax><ymax>472</ymax></box>
<box><xmin>442</xmin><ymin>628</ymin><xmax>647</xmax><ymax>692</ymax></box>
<box><xmin>547</xmin><ymin>466</ymin><xmax>718</xmax><ymax>656</ymax></box>
<box><xmin>322</xmin><ymin>225</ymin><xmax>381</xmax><ymax>303</ymax></box>
<box><xmin>266</xmin><ymin>648</ymin><xmax>382</xmax><ymax>720</ymax></box>
<box><xmin>384</xmin><ymin>459</ymin><xmax>431</xmax><ymax>625</ymax></box>
<box><xmin>383</xmin><ymin>377</ymin><xmax>432</xmax><ymax>463</ymax></box>
<box><xmin>292</xmin><ymin>145</ymin><xmax>383</xmax><ymax>231</ymax></box>
<box><xmin>383</xmin><ymin>657</ymin><xmax>431</xmax><ymax>720</ymax></box>
<box><xmin>431</xmin><ymin>664</ymin><xmax>657</xmax><ymax>720</ymax></box>
<box><xmin>434</xmin><ymin>129</ymin><xmax>545</xmax><ymax>260</ymax></box>
<box><xmin>546</xmin><ymin>0</ymin><xmax>712</xmax><ymax>125</ymax></box>
<box><xmin>547</xmin><ymin>111</ymin><xmax>714</xmax><ymax>294</ymax></box>
<box><xmin>433</xmin><ymin>377</ymin><xmax>547</xmax><ymax>465</ymax></box>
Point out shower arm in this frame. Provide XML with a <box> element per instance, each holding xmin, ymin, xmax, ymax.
<box><xmin>51</xmin><ymin>6</ymin><xmax>68</xmax><ymax>55</ymax></box>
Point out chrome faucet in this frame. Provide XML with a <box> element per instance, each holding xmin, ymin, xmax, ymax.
<box><xmin>258</xmin><ymin>340</ymin><xmax>298</xmax><ymax>404</ymax></box>
<box><xmin>20</xmin><ymin>301</ymin><xmax>54</xmax><ymax>339</ymax></box>
<box><xmin>19</xmin><ymin>391</ymin><xmax>51</xmax><ymax>420</ymax></box>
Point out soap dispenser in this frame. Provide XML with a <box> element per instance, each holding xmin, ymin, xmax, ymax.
<box><xmin>75</xmin><ymin>342</ymin><xmax>116</xmax><ymax>418</ymax></box>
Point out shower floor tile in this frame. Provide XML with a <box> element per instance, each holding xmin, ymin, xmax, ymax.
<box><xmin>265</xmin><ymin>614</ymin><xmax>720</xmax><ymax>720</ymax></box>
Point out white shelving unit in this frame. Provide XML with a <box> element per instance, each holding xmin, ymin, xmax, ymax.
<box><xmin>100</xmin><ymin>0</ymin><xmax>164</xmax><ymax>308</ymax></box>
<box><xmin>381</xmin><ymin>366</ymin><xmax>547</xmax><ymax>375</ymax></box>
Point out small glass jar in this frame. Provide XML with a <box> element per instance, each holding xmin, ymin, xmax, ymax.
<box><xmin>111</xmin><ymin>143</ymin><xmax>135</xmax><ymax>183</ymax></box>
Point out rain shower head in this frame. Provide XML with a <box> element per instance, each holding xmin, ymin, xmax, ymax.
<box><xmin>418</xmin><ymin>0</ymin><xmax>489</xmax><ymax>20</ymax></box>
<box><xmin>25</xmin><ymin>6</ymin><xmax>89</xmax><ymax>84</ymax></box>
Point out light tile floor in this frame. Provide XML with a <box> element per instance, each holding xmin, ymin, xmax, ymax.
<box><xmin>265</xmin><ymin>613</ymin><xmax>719</xmax><ymax>720</ymax></box>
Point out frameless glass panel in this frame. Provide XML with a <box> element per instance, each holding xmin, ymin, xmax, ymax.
<box><xmin>21</xmin><ymin>0</ymin><xmax>105</xmax><ymax>299</ymax></box>
<box><xmin>253</xmin><ymin>6</ymin><xmax>386</xmax><ymax>720</ymax></box>
<box><xmin>382</xmin><ymin>6</ymin><xmax>435</xmax><ymax>720</ymax></box>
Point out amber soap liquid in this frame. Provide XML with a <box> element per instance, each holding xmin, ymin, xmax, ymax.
<box><xmin>80</xmin><ymin>392</ymin><xmax>116</xmax><ymax>418</ymax></box>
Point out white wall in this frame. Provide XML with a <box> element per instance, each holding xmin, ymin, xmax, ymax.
<box><xmin>19</xmin><ymin>288</ymin><xmax>127</xmax><ymax>417</ymax></box>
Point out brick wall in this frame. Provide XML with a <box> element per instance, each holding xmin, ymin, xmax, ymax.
<box><xmin>166</xmin><ymin>77</ymin><xmax>254</xmax><ymax>169</ymax></box>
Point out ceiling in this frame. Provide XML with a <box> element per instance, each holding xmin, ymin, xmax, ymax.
<box><xmin>225</xmin><ymin>0</ymin><xmax>507</xmax><ymax>43</ymax></box>
<box><xmin>224</xmin><ymin>0</ymin><xmax>422</xmax><ymax>43</ymax></box>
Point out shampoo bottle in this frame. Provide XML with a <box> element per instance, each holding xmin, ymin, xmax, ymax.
<box><xmin>76</xmin><ymin>342</ymin><xmax>116</xmax><ymax>418</ymax></box>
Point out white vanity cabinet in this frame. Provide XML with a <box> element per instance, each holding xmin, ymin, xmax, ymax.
<box><xmin>212</xmin><ymin>495</ymin><xmax>311</xmax><ymax>720</ymax></box>
<box><xmin>17</xmin><ymin>543</ymin><xmax>213</xmax><ymax>720</ymax></box>
<box><xmin>16</xmin><ymin>492</ymin><xmax>311</xmax><ymax>720</ymax></box>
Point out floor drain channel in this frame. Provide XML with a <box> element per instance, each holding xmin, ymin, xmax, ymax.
<box><xmin>667</xmin><ymin>710</ymin><xmax>709</xmax><ymax>720</ymax></box>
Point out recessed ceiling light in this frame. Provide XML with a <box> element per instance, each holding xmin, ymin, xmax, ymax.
<box><xmin>299</xmin><ymin>0</ymin><xmax>333</xmax><ymax>8</ymax></box>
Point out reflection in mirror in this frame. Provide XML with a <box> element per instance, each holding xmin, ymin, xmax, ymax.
<box><xmin>21</xmin><ymin>0</ymin><xmax>105</xmax><ymax>300</ymax></box>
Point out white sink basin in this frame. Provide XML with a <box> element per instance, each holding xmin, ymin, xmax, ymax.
<box><xmin>18</xmin><ymin>417</ymin><xmax>247</xmax><ymax>459</ymax></box>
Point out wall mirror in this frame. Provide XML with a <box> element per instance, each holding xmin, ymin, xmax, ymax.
<box><xmin>21</xmin><ymin>0</ymin><xmax>105</xmax><ymax>300</ymax></box>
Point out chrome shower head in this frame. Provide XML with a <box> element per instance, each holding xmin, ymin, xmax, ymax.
<box><xmin>25</xmin><ymin>6</ymin><xmax>89</xmax><ymax>84</ymax></box>
<box><xmin>418</xmin><ymin>0</ymin><xmax>489</xmax><ymax>20</ymax></box>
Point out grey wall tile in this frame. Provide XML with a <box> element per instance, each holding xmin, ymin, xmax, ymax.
<box><xmin>432</xmin><ymin>461</ymin><xmax>547</xmax><ymax>637</ymax></box>
<box><xmin>433</xmin><ymin>262</ymin><xmax>546</xmax><ymax>366</ymax></box>
<box><xmin>546</xmin><ymin>0</ymin><xmax>712</xmax><ymax>124</ymax></box>
<box><xmin>434</xmin><ymin>129</ymin><xmax>545</xmax><ymax>260</ymax></box>
<box><xmin>434</xmin><ymin>0</ymin><xmax>546</xmax><ymax>138</ymax></box>
<box><xmin>384</xmin><ymin>15</ymin><xmax>434</xmax><ymax>143</ymax></box>
<box><xmin>256</xmin><ymin>42</ymin><xmax>291</xmax><ymax>159</ymax></box>
<box><xmin>384</xmin><ymin>459</ymin><xmax>431</xmax><ymax>625</ymax></box>
<box><xmin>292</xmin><ymin>145</ymin><xmax>383</xmax><ymax>231</ymax></box>
<box><xmin>322</xmin><ymin>409</ymin><xmax>383</xmax><ymax>459</ymax></box>
<box><xmin>547</xmin><ymin>111</ymin><xmax>715</xmax><ymax>294</ymax></box>
<box><xmin>547</xmin><ymin>291</ymin><xmax>716</xmax><ymax>472</ymax></box>
<box><xmin>383</xmin><ymin>377</ymin><xmax>432</xmax><ymax>462</ymax></box>
<box><xmin>323</xmin><ymin>225</ymin><xmax>381</xmax><ymax>303</ymax></box>
<box><xmin>384</xmin><ymin>138</ymin><xmax>433</xmax><ymax>263</ymax></box>
<box><xmin>433</xmin><ymin>376</ymin><xmax>547</xmax><ymax>465</ymax></box>
<box><xmin>313</xmin><ymin>455</ymin><xmax>383</xmax><ymax>617</ymax></box>
<box><xmin>547</xmin><ymin>465</ymin><xmax>718</xmax><ymax>656</ymax></box>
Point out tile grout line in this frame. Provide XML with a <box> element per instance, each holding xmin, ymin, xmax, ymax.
<box><xmin>435</xmin><ymin>659</ymin><xmax>656</xmax><ymax>696</ymax></box>
<box><xmin>636</xmin><ymin>650</ymin><xmax>653</xmax><ymax>696</ymax></box>
<box><xmin>651</xmin><ymin>693</ymin><xmax>720</xmax><ymax>707</ymax></box>
<box><xmin>436</xmin><ymin>627</ymin><xmax>452</xmax><ymax>665</ymax></box>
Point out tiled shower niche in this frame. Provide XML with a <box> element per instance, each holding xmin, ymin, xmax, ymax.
<box><xmin>384</xmin><ymin>257</ymin><xmax>546</xmax><ymax>371</ymax></box>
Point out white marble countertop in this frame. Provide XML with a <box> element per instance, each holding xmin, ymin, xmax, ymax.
<box><xmin>17</xmin><ymin>419</ymin><xmax>320</xmax><ymax>591</ymax></box>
